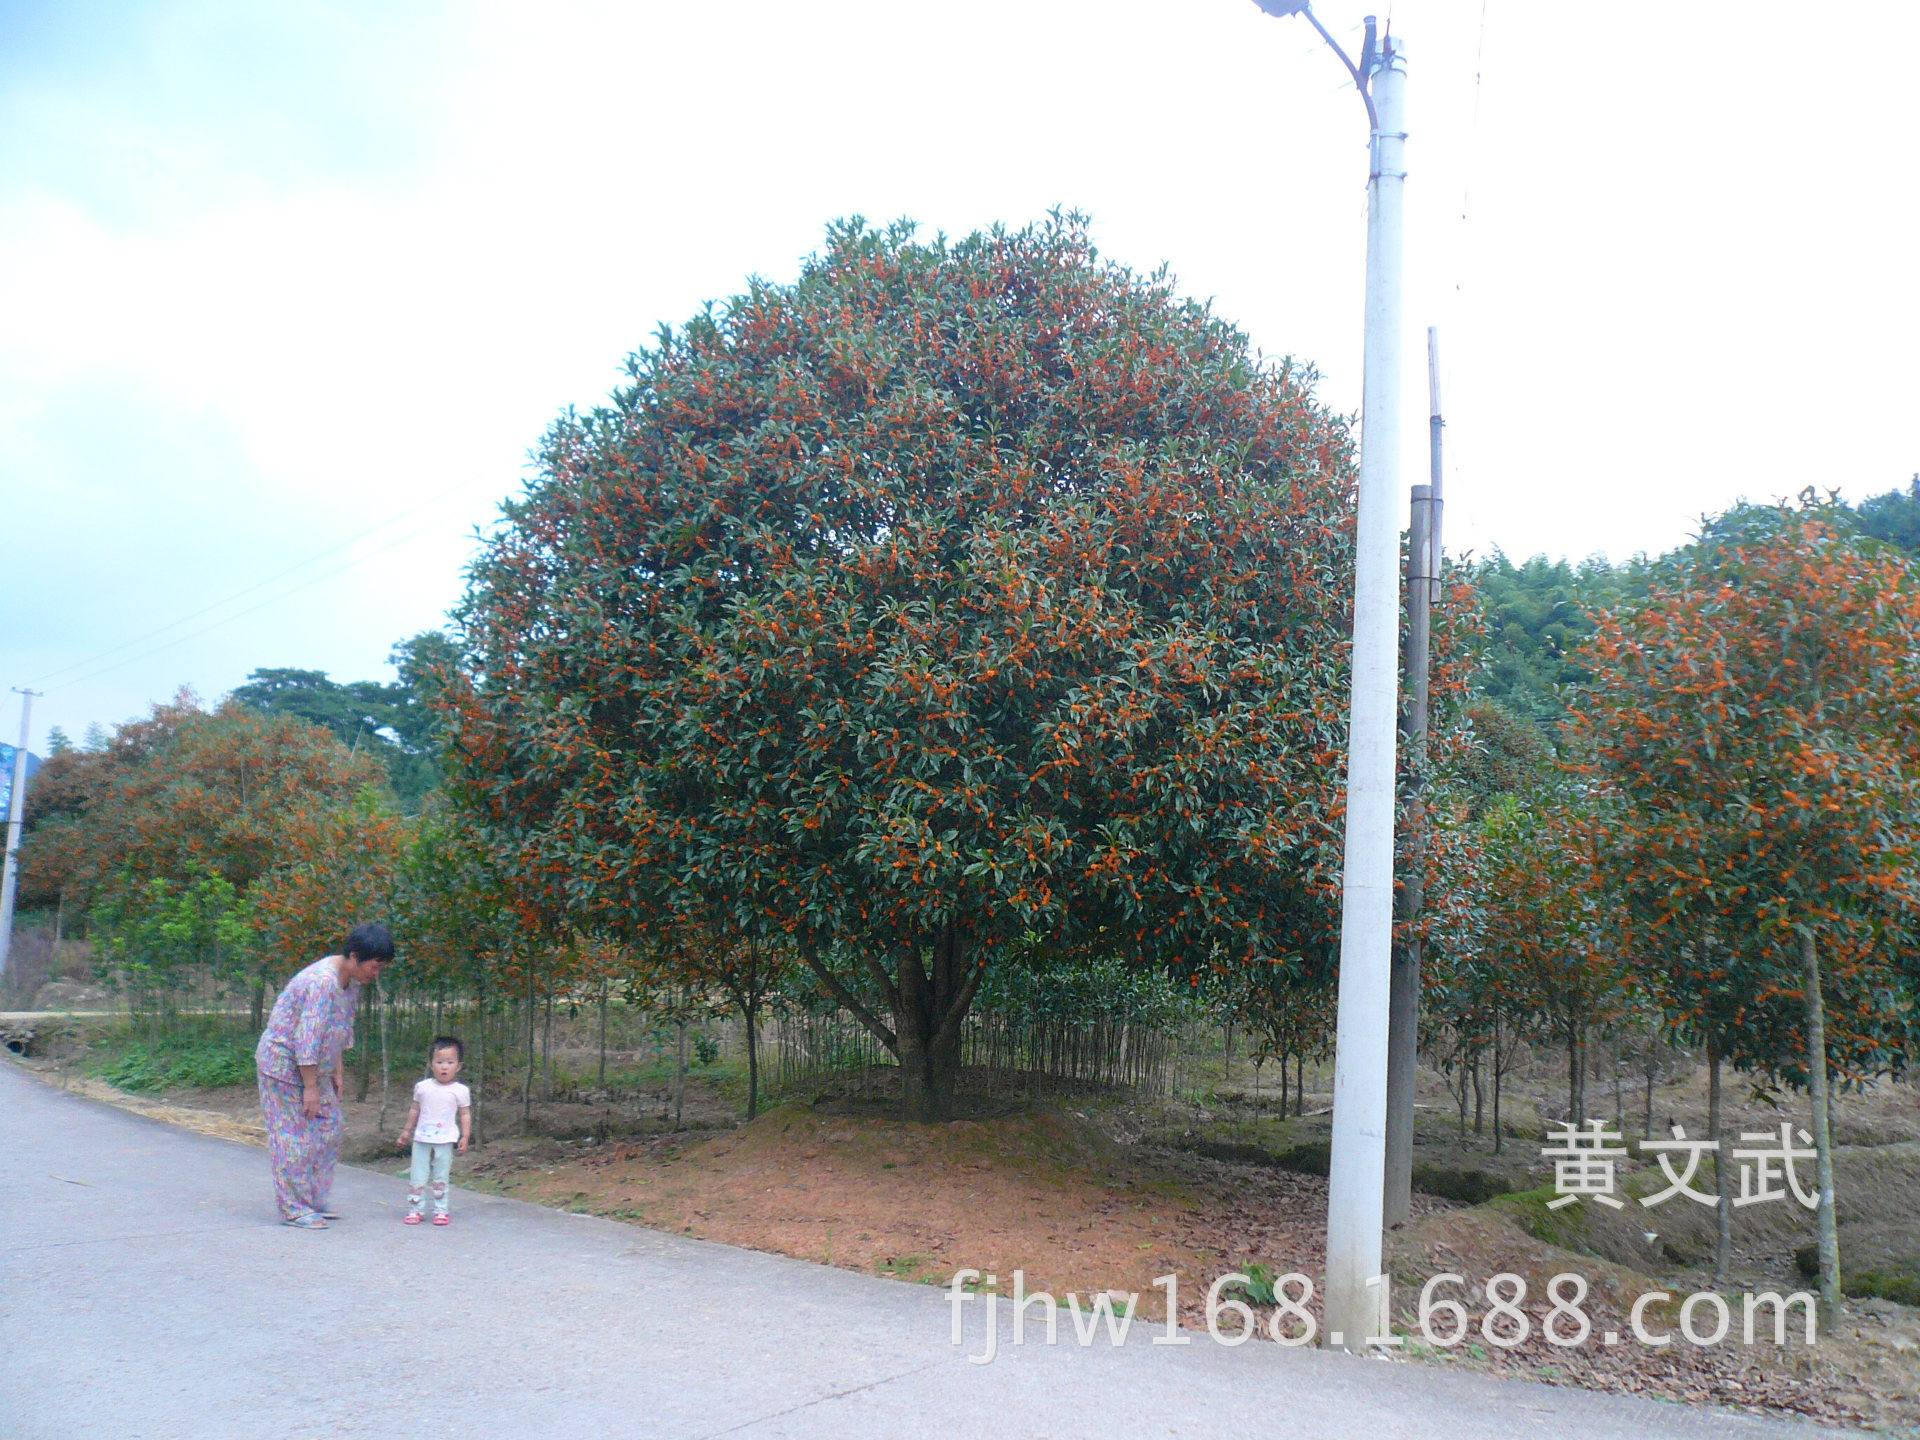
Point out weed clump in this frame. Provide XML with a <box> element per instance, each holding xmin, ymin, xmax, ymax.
<box><xmin>93</xmin><ymin>1037</ymin><xmax>255</xmax><ymax>1093</ymax></box>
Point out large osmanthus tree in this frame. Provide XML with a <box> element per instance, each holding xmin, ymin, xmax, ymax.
<box><xmin>1571</xmin><ymin>498</ymin><xmax>1920</xmax><ymax>1307</ymax></box>
<box><xmin>447</xmin><ymin>214</ymin><xmax>1370</xmax><ymax>1120</ymax></box>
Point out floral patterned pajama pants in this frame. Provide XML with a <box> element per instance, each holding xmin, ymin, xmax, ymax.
<box><xmin>409</xmin><ymin>1141</ymin><xmax>453</xmax><ymax>1216</ymax></box>
<box><xmin>259</xmin><ymin>1072</ymin><xmax>342</xmax><ymax>1221</ymax></box>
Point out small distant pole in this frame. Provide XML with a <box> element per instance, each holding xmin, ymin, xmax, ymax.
<box><xmin>0</xmin><ymin>688</ymin><xmax>41</xmax><ymax>981</ymax></box>
<box><xmin>1384</xmin><ymin>328</ymin><xmax>1444</xmax><ymax>1227</ymax></box>
<box><xmin>1427</xmin><ymin>329</ymin><xmax>1445</xmax><ymax>601</ymax></box>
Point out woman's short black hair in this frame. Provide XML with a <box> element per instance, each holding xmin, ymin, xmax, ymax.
<box><xmin>344</xmin><ymin>922</ymin><xmax>395</xmax><ymax>963</ymax></box>
<box><xmin>429</xmin><ymin>1035</ymin><xmax>464</xmax><ymax>1062</ymax></box>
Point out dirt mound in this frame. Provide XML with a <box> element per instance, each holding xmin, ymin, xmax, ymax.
<box><xmin>487</xmin><ymin>1100</ymin><xmax>1377</xmax><ymax>1311</ymax></box>
<box><xmin>30</xmin><ymin>982</ymin><xmax>115</xmax><ymax>1012</ymax></box>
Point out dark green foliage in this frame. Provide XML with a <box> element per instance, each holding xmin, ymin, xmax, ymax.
<box><xmin>1469</xmin><ymin>552</ymin><xmax>1636</xmax><ymax>728</ymax></box>
<box><xmin>448</xmin><ymin>214</ymin><xmax>1374</xmax><ymax>1120</ymax></box>
<box><xmin>1797</xmin><ymin>1244</ymin><xmax>1920</xmax><ymax>1305</ymax></box>
<box><xmin>1494</xmin><ymin>1185</ymin><xmax>1588</xmax><ymax>1251</ymax></box>
<box><xmin>1851</xmin><ymin>477</ymin><xmax>1920</xmax><ymax>554</ymax></box>
<box><xmin>232</xmin><ymin>631</ymin><xmax>457</xmax><ymax>812</ymax></box>
<box><xmin>93</xmin><ymin>1035</ymin><xmax>256</xmax><ymax>1092</ymax></box>
<box><xmin>1409</xmin><ymin>1163</ymin><xmax>1511</xmax><ymax>1205</ymax></box>
<box><xmin>972</xmin><ymin>950</ymin><xmax>1185</xmax><ymax>1026</ymax></box>
<box><xmin>1229</xmin><ymin>1263</ymin><xmax>1280</xmax><ymax>1306</ymax></box>
<box><xmin>1466</xmin><ymin>482</ymin><xmax>1920</xmax><ymax>731</ymax></box>
<box><xmin>1171</xmin><ymin>1134</ymin><xmax>1331</xmax><ymax>1174</ymax></box>
<box><xmin>1455</xmin><ymin>697</ymin><xmax>1554</xmax><ymax>817</ymax></box>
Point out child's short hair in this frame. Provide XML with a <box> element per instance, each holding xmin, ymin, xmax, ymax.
<box><xmin>429</xmin><ymin>1035</ymin><xmax>464</xmax><ymax>1062</ymax></box>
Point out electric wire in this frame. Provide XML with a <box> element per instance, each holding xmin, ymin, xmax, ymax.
<box><xmin>1456</xmin><ymin>0</ymin><xmax>1491</xmax><ymax>296</ymax></box>
<box><xmin>48</xmin><ymin>510</ymin><xmax>476</xmax><ymax>693</ymax></box>
<box><xmin>30</xmin><ymin>476</ymin><xmax>495</xmax><ymax>690</ymax></box>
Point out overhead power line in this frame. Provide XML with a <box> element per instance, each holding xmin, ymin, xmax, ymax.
<box><xmin>38</xmin><ymin>477</ymin><xmax>499</xmax><ymax>693</ymax></box>
<box><xmin>42</xmin><ymin>476</ymin><xmax>503</xmax><ymax>695</ymax></box>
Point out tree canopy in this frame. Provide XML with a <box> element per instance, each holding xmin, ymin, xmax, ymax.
<box><xmin>231</xmin><ymin>631</ymin><xmax>457</xmax><ymax>812</ymax></box>
<box><xmin>447</xmin><ymin>214</ymin><xmax>1392</xmax><ymax>1118</ymax></box>
<box><xmin>1569</xmin><ymin>496</ymin><xmax>1920</xmax><ymax>1304</ymax></box>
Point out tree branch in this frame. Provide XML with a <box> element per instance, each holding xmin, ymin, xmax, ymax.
<box><xmin>932</xmin><ymin>951</ymin><xmax>988</xmax><ymax>1053</ymax></box>
<box><xmin>860</xmin><ymin>946</ymin><xmax>903</xmax><ymax>1017</ymax></box>
<box><xmin>802</xmin><ymin>946</ymin><xmax>897</xmax><ymax>1054</ymax></box>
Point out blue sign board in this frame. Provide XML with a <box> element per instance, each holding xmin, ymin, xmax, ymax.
<box><xmin>0</xmin><ymin>745</ymin><xmax>42</xmax><ymax>818</ymax></box>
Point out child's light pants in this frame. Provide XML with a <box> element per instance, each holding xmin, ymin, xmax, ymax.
<box><xmin>408</xmin><ymin>1140</ymin><xmax>454</xmax><ymax>1215</ymax></box>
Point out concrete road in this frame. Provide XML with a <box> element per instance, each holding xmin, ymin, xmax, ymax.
<box><xmin>0</xmin><ymin>1063</ymin><xmax>1819</xmax><ymax>1440</ymax></box>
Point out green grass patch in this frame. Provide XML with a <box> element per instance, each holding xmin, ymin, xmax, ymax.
<box><xmin>1490</xmin><ymin>1184</ymin><xmax>1588</xmax><ymax>1250</ymax></box>
<box><xmin>1847</xmin><ymin>1269</ymin><xmax>1920</xmax><ymax>1306</ymax></box>
<box><xmin>91</xmin><ymin>1036</ymin><xmax>255</xmax><ymax>1093</ymax></box>
<box><xmin>1410</xmin><ymin>1164</ymin><xmax>1514</xmax><ymax>1206</ymax></box>
<box><xmin>1798</xmin><ymin>1245</ymin><xmax>1920</xmax><ymax>1306</ymax></box>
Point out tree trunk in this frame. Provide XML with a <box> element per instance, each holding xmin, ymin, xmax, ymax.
<box><xmin>1577</xmin><ymin>1032</ymin><xmax>1588</xmax><ymax>1125</ymax></box>
<box><xmin>598</xmin><ymin>983</ymin><xmax>609</xmax><ymax>1091</ymax></box>
<box><xmin>472</xmin><ymin>996</ymin><xmax>486</xmax><ymax>1147</ymax></box>
<box><xmin>803</xmin><ymin>926</ymin><xmax>984</xmax><ymax>1123</ymax></box>
<box><xmin>1568</xmin><ymin>1029</ymin><xmax>1579</xmax><ymax>1124</ymax></box>
<box><xmin>251</xmin><ymin>969</ymin><xmax>267</xmax><ymax>1035</ymax></box>
<box><xmin>674</xmin><ymin>1014</ymin><xmax>688</xmax><ymax>1130</ymax></box>
<box><xmin>889</xmin><ymin>928</ymin><xmax>983</xmax><ymax>1123</ymax></box>
<box><xmin>1279</xmin><ymin>1048</ymin><xmax>1290</xmax><ymax>1119</ymax></box>
<box><xmin>744</xmin><ymin>1000</ymin><xmax>760</xmax><ymax>1121</ymax></box>
<box><xmin>1471</xmin><ymin>1052</ymin><xmax>1484</xmax><ymax>1137</ymax></box>
<box><xmin>542</xmin><ymin>991</ymin><xmax>554</xmax><ymax>1100</ymax></box>
<box><xmin>1455</xmin><ymin>1059</ymin><xmax>1468</xmax><ymax>1143</ymax></box>
<box><xmin>1644</xmin><ymin>1062</ymin><xmax>1655</xmax><ymax>1141</ymax></box>
<box><xmin>523</xmin><ymin>973</ymin><xmax>536</xmax><ymax>1126</ymax></box>
<box><xmin>1801</xmin><ymin>927</ymin><xmax>1841</xmax><ymax>1318</ymax></box>
<box><xmin>356</xmin><ymin>986</ymin><xmax>374</xmax><ymax>1102</ymax></box>
<box><xmin>377</xmin><ymin>978</ymin><xmax>392</xmax><ymax>1130</ymax></box>
<box><xmin>1708</xmin><ymin>1035</ymin><xmax>1731</xmax><ymax>1287</ymax></box>
<box><xmin>1492</xmin><ymin>1029</ymin><xmax>1504</xmax><ymax>1156</ymax></box>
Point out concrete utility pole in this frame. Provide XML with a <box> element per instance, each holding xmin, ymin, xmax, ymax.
<box><xmin>1384</xmin><ymin>329</ymin><xmax>1445</xmax><ymax>1228</ymax></box>
<box><xmin>0</xmin><ymin>688</ymin><xmax>40</xmax><ymax>981</ymax></box>
<box><xmin>1249</xmin><ymin>1</ymin><xmax>1408</xmax><ymax>1350</ymax></box>
<box><xmin>1320</xmin><ymin>27</ymin><xmax>1407</xmax><ymax>1351</ymax></box>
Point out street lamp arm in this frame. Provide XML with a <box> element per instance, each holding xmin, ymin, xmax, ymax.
<box><xmin>1307</xmin><ymin>8</ymin><xmax>1380</xmax><ymax>134</ymax></box>
<box><xmin>1252</xmin><ymin>2</ymin><xmax>1381</xmax><ymax>134</ymax></box>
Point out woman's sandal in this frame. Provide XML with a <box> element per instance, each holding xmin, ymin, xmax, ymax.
<box><xmin>403</xmin><ymin>1212</ymin><xmax>423</xmax><ymax>1225</ymax></box>
<box><xmin>283</xmin><ymin>1213</ymin><xmax>328</xmax><ymax>1230</ymax></box>
<box><xmin>432</xmin><ymin>1213</ymin><xmax>451</xmax><ymax>1226</ymax></box>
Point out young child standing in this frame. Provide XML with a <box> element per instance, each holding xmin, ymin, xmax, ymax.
<box><xmin>397</xmin><ymin>1036</ymin><xmax>472</xmax><ymax>1225</ymax></box>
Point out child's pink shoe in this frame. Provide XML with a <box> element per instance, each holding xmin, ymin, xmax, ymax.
<box><xmin>432</xmin><ymin>1213</ymin><xmax>451</xmax><ymax>1226</ymax></box>
<box><xmin>403</xmin><ymin>1212</ymin><xmax>422</xmax><ymax>1225</ymax></box>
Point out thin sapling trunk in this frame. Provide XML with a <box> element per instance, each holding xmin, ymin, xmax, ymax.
<box><xmin>377</xmin><ymin>977</ymin><xmax>391</xmax><ymax>1131</ymax></box>
<box><xmin>1801</xmin><ymin>926</ymin><xmax>1841</xmax><ymax>1318</ymax></box>
<box><xmin>1709</xmin><ymin>1035</ymin><xmax>1731</xmax><ymax>1287</ymax></box>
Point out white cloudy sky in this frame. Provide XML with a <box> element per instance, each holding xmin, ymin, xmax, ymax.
<box><xmin>2</xmin><ymin>0</ymin><xmax>1916</xmax><ymax>749</ymax></box>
